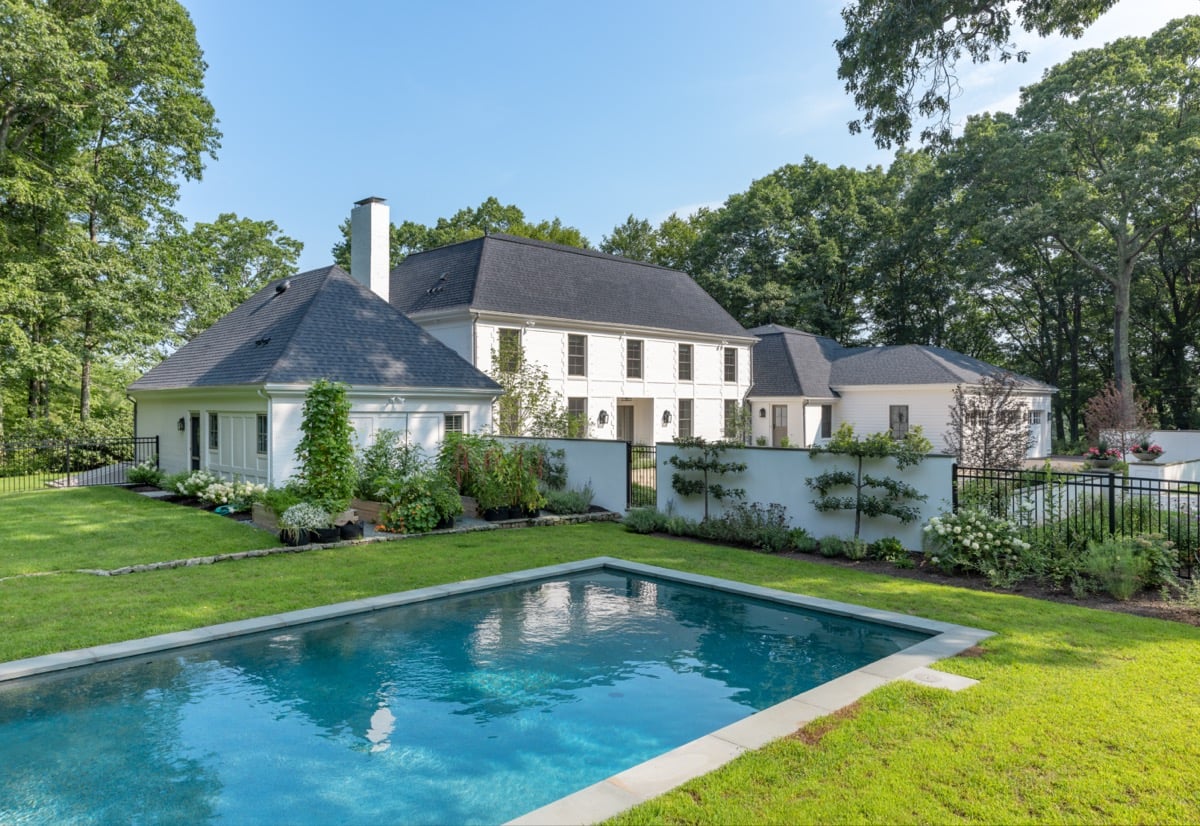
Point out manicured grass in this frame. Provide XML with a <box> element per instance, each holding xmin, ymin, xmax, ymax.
<box><xmin>0</xmin><ymin>486</ymin><xmax>279</xmax><ymax>576</ymax></box>
<box><xmin>2</xmin><ymin>487</ymin><xmax>1198</xmax><ymax>823</ymax></box>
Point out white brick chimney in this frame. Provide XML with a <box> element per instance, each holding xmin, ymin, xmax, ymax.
<box><xmin>351</xmin><ymin>196</ymin><xmax>390</xmax><ymax>303</ymax></box>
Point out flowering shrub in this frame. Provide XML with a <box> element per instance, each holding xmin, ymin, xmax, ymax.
<box><xmin>923</xmin><ymin>508</ymin><xmax>1032</xmax><ymax>588</ymax></box>
<box><xmin>199</xmin><ymin>480</ymin><xmax>267</xmax><ymax>511</ymax></box>
<box><xmin>176</xmin><ymin>470</ymin><xmax>220</xmax><ymax>498</ymax></box>
<box><xmin>126</xmin><ymin>458</ymin><xmax>162</xmax><ymax>486</ymax></box>
<box><xmin>1133</xmin><ymin>442</ymin><xmax>1164</xmax><ymax>456</ymax></box>
<box><xmin>1083</xmin><ymin>445</ymin><xmax>1122</xmax><ymax>460</ymax></box>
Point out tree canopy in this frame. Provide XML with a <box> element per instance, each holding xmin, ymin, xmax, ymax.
<box><xmin>835</xmin><ymin>0</ymin><xmax>1116</xmax><ymax>147</ymax></box>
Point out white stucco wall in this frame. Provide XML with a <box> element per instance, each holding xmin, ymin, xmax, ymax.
<box><xmin>656</xmin><ymin>442</ymin><xmax>955</xmax><ymax>548</ymax></box>
<box><xmin>497</xmin><ymin>436</ymin><xmax>628</xmax><ymax>512</ymax></box>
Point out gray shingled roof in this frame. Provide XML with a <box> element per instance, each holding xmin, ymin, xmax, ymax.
<box><xmin>391</xmin><ymin>233</ymin><xmax>751</xmax><ymax>338</ymax></box>
<box><xmin>749</xmin><ymin>325</ymin><xmax>1056</xmax><ymax>396</ymax></box>
<box><xmin>130</xmin><ymin>266</ymin><xmax>500</xmax><ymax>392</ymax></box>
<box><xmin>746</xmin><ymin>324</ymin><xmax>841</xmax><ymax>398</ymax></box>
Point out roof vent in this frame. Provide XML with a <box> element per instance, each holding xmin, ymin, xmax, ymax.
<box><xmin>255</xmin><ymin>337</ymin><xmax>271</xmax><ymax>347</ymax></box>
<box><xmin>275</xmin><ymin>280</ymin><xmax>290</xmax><ymax>294</ymax></box>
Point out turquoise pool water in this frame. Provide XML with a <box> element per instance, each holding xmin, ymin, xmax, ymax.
<box><xmin>0</xmin><ymin>570</ymin><xmax>930</xmax><ymax>824</ymax></box>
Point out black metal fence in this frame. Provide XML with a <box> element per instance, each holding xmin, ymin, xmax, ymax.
<box><xmin>628</xmin><ymin>444</ymin><xmax>657</xmax><ymax>508</ymax></box>
<box><xmin>953</xmin><ymin>464</ymin><xmax>1199</xmax><ymax>577</ymax></box>
<box><xmin>0</xmin><ymin>436</ymin><xmax>159</xmax><ymax>494</ymax></box>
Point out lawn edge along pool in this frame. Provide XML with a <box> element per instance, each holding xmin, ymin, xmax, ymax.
<box><xmin>0</xmin><ymin>557</ymin><xmax>994</xmax><ymax>825</ymax></box>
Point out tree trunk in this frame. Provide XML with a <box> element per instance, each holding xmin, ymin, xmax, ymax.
<box><xmin>1111</xmin><ymin>269</ymin><xmax>1134</xmax><ymax>421</ymax></box>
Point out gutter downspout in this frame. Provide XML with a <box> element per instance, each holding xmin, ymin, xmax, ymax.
<box><xmin>257</xmin><ymin>388</ymin><xmax>273</xmax><ymax>487</ymax></box>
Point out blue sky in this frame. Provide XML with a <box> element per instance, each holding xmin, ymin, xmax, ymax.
<box><xmin>176</xmin><ymin>0</ymin><xmax>1196</xmax><ymax>272</ymax></box>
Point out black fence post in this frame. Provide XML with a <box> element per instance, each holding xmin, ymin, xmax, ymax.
<box><xmin>1107</xmin><ymin>471</ymin><xmax>1117</xmax><ymax>536</ymax></box>
<box><xmin>626</xmin><ymin>441</ymin><xmax>632</xmax><ymax>509</ymax></box>
<box><xmin>64</xmin><ymin>438</ymin><xmax>72</xmax><ymax>487</ymax></box>
<box><xmin>951</xmin><ymin>463</ymin><xmax>959</xmax><ymax>512</ymax></box>
<box><xmin>153</xmin><ymin>436</ymin><xmax>160</xmax><ymax>469</ymax></box>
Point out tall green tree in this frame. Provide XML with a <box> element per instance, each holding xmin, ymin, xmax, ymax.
<box><xmin>331</xmin><ymin>197</ymin><xmax>589</xmax><ymax>269</ymax></box>
<box><xmin>1008</xmin><ymin>17</ymin><xmax>1200</xmax><ymax>415</ymax></box>
<box><xmin>835</xmin><ymin>0</ymin><xmax>1116</xmax><ymax>147</ymax></box>
<box><xmin>0</xmin><ymin>0</ymin><xmax>220</xmax><ymax>424</ymax></box>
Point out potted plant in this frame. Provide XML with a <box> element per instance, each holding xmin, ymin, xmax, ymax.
<box><xmin>278</xmin><ymin>502</ymin><xmax>332</xmax><ymax>546</ymax></box>
<box><xmin>1083</xmin><ymin>442</ymin><xmax>1122</xmax><ymax>468</ymax></box>
<box><xmin>1131</xmin><ymin>441</ymin><xmax>1165</xmax><ymax>462</ymax></box>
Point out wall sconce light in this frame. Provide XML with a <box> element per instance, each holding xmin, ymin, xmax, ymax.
<box><xmin>597</xmin><ymin>410</ymin><xmax>609</xmax><ymax>426</ymax></box>
<box><xmin>661</xmin><ymin>410</ymin><xmax>672</xmax><ymax>425</ymax></box>
<box><xmin>759</xmin><ymin>408</ymin><xmax>766</xmax><ymax>418</ymax></box>
<box><xmin>389</xmin><ymin>395</ymin><xmax>405</xmax><ymax>406</ymax></box>
<box><xmin>177</xmin><ymin>417</ymin><xmax>186</xmax><ymax>432</ymax></box>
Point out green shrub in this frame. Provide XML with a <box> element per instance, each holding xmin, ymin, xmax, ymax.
<box><xmin>295</xmin><ymin>379</ymin><xmax>356</xmax><ymax>513</ymax></box>
<box><xmin>664</xmin><ymin>515</ymin><xmax>696</xmax><ymax>536</ymax></box>
<box><xmin>355</xmin><ymin>430</ymin><xmax>424</xmax><ymax>500</ymax></box>
<box><xmin>844</xmin><ymin>538</ymin><xmax>870</xmax><ymax>560</ymax></box>
<box><xmin>126</xmin><ymin>458</ymin><xmax>163</xmax><ymax>487</ymax></box>
<box><xmin>871</xmin><ymin>536</ymin><xmax>908</xmax><ymax>564</ymax></box>
<box><xmin>923</xmin><ymin>508</ymin><xmax>1031</xmax><ymax>588</ymax></box>
<box><xmin>260</xmin><ymin>484</ymin><xmax>304</xmax><ymax>517</ymax></box>
<box><xmin>818</xmin><ymin>536</ymin><xmax>846</xmax><ymax>558</ymax></box>
<box><xmin>378</xmin><ymin>471</ymin><xmax>461</xmax><ymax>534</ymax></box>
<box><xmin>1130</xmin><ymin>533</ymin><xmax>1179</xmax><ymax>590</ymax></box>
<box><xmin>542</xmin><ymin>485</ymin><xmax>594</xmax><ymax>515</ymax></box>
<box><xmin>622</xmin><ymin>508</ymin><xmax>665</xmax><ymax>534</ymax></box>
<box><xmin>1083</xmin><ymin>537</ymin><xmax>1149</xmax><ymax>600</ymax></box>
<box><xmin>710</xmin><ymin>502</ymin><xmax>792</xmax><ymax>552</ymax></box>
<box><xmin>790</xmin><ymin>528</ymin><xmax>817</xmax><ymax>553</ymax></box>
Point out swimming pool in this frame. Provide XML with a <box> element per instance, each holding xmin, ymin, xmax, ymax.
<box><xmin>0</xmin><ymin>558</ymin><xmax>991</xmax><ymax>825</ymax></box>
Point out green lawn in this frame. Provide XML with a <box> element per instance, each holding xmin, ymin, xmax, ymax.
<box><xmin>3</xmin><ymin>487</ymin><xmax>1199</xmax><ymax>823</ymax></box>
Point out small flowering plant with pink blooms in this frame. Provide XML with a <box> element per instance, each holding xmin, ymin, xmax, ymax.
<box><xmin>1134</xmin><ymin>442</ymin><xmax>1164</xmax><ymax>456</ymax></box>
<box><xmin>1083</xmin><ymin>444</ymin><xmax>1122</xmax><ymax>460</ymax></box>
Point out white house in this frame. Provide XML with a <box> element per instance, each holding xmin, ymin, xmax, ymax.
<box><xmin>128</xmin><ymin>263</ymin><xmax>500</xmax><ymax>486</ymax></box>
<box><xmin>378</xmin><ymin>198</ymin><xmax>758</xmax><ymax>444</ymax></box>
<box><xmin>746</xmin><ymin>324</ymin><xmax>1056</xmax><ymax>458</ymax></box>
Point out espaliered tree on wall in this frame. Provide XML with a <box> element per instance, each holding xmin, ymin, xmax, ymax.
<box><xmin>668</xmin><ymin>437</ymin><xmax>747</xmax><ymax>522</ymax></box>
<box><xmin>806</xmin><ymin>424</ymin><xmax>931</xmax><ymax>538</ymax></box>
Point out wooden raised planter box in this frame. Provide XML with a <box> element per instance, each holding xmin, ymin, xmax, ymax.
<box><xmin>351</xmin><ymin>498</ymin><xmax>385</xmax><ymax>526</ymax></box>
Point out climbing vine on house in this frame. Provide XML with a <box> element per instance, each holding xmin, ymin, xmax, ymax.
<box><xmin>295</xmin><ymin>379</ymin><xmax>356</xmax><ymax>512</ymax></box>
<box><xmin>806</xmin><ymin>423</ymin><xmax>931</xmax><ymax>538</ymax></box>
<box><xmin>668</xmin><ymin>437</ymin><xmax>747</xmax><ymax>521</ymax></box>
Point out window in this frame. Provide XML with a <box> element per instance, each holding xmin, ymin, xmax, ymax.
<box><xmin>208</xmin><ymin>413</ymin><xmax>219</xmax><ymax>451</ymax></box>
<box><xmin>678</xmin><ymin>344</ymin><xmax>693</xmax><ymax>381</ymax></box>
<box><xmin>724</xmin><ymin>399</ymin><xmax>740</xmax><ymax>439</ymax></box>
<box><xmin>567</xmin><ymin>397</ymin><xmax>587</xmax><ymax>435</ymax></box>
<box><xmin>256</xmin><ymin>414</ymin><xmax>268</xmax><ymax>455</ymax></box>
<box><xmin>444</xmin><ymin>413</ymin><xmax>465</xmax><ymax>434</ymax></box>
<box><xmin>820</xmin><ymin>404</ymin><xmax>832</xmax><ymax>439</ymax></box>
<box><xmin>497</xmin><ymin>328</ymin><xmax>521</xmax><ymax>372</ymax></box>
<box><xmin>567</xmin><ymin>334</ymin><xmax>587</xmax><ymax>376</ymax></box>
<box><xmin>724</xmin><ymin>347</ymin><xmax>737</xmax><ymax>383</ymax></box>
<box><xmin>626</xmin><ymin>339</ymin><xmax>643</xmax><ymax>379</ymax></box>
<box><xmin>889</xmin><ymin>405</ymin><xmax>909</xmax><ymax>440</ymax></box>
<box><xmin>678</xmin><ymin>399</ymin><xmax>693</xmax><ymax>439</ymax></box>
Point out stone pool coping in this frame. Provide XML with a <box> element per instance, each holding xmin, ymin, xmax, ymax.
<box><xmin>0</xmin><ymin>557</ymin><xmax>993</xmax><ymax>824</ymax></box>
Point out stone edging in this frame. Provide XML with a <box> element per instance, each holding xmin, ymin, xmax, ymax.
<box><xmin>87</xmin><ymin>511</ymin><xmax>622</xmax><ymax>577</ymax></box>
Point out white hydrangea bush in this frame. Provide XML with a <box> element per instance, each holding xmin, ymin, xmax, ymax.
<box><xmin>199</xmin><ymin>480</ymin><xmax>267</xmax><ymax>511</ymax></box>
<box><xmin>923</xmin><ymin>507</ymin><xmax>1032</xmax><ymax>588</ymax></box>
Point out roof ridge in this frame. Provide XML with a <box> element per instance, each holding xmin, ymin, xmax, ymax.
<box><xmin>483</xmin><ymin>232</ymin><xmax>688</xmax><ymax>274</ymax></box>
<box><xmin>265</xmin><ymin>268</ymin><xmax>334</xmax><ymax>382</ymax></box>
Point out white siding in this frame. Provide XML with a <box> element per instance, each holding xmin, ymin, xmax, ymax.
<box><xmin>472</xmin><ymin>319</ymin><xmax>753</xmax><ymax>442</ymax></box>
<box><xmin>131</xmin><ymin>389</ymin><xmax>270</xmax><ymax>483</ymax></box>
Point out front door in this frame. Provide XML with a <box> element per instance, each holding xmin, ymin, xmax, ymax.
<box><xmin>771</xmin><ymin>405</ymin><xmax>787</xmax><ymax>447</ymax></box>
<box><xmin>617</xmin><ymin>405</ymin><xmax>635</xmax><ymax>443</ymax></box>
<box><xmin>189</xmin><ymin>415</ymin><xmax>201</xmax><ymax>470</ymax></box>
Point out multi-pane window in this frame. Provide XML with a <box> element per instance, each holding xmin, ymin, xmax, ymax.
<box><xmin>820</xmin><ymin>404</ymin><xmax>832</xmax><ymax>439</ymax></box>
<box><xmin>889</xmin><ymin>405</ymin><xmax>909</xmax><ymax>440</ymax></box>
<box><xmin>208</xmin><ymin>413</ymin><xmax>219</xmax><ymax>450</ymax></box>
<box><xmin>724</xmin><ymin>347</ymin><xmax>737</xmax><ymax>383</ymax></box>
<box><xmin>568</xmin><ymin>334</ymin><xmax>587</xmax><ymax>376</ymax></box>
<box><xmin>256</xmin><ymin>414</ymin><xmax>268</xmax><ymax>455</ymax></box>
<box><xmin>724</xmin><ymin>399</ymin><xmax>739</xmax><ymax>439</ymax></box>
<box><xmin>626</xmin><ymin>339</ymin><xmax>643</xmax><ymax>379</ymax></box>
<box><xmin>444</xmin><ymin>413</ymin><xmax>465</xmax><ymax>434</ymax></box>
<box><xmin>678</xmin><ymin>344</ymin><xmax>693</xmax><ymax>381</ymax></box>
<box><xmin>567</xmin><ymin>397</ymin><xmax>587</xmax><ymax>435</ymax></box>
<box><xmin>497</xmin><ymin>328</ymin><xmax>521</xmax><ymax>372</ymax></box>
<box><xmin>678</xmin><ymin>399</ymin><xmax>694</xmax><ymax>439</ymax></box>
